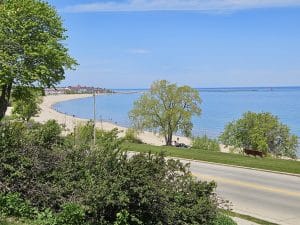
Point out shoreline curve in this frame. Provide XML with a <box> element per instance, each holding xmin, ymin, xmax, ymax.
<box><xmin>34</xmin><ymin>94</ymin><xmax>192</xmax><ymax>146</ymax></box>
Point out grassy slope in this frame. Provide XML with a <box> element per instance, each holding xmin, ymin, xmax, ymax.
<box><xmin>123</xmin><ymin>143</ymin><xmax>300</xmax><ymax>174</ymax></box>
<box><xmin>0</xmin><ymin>217</ymin><xmax>31</xmax><ymax>225</ymax></box>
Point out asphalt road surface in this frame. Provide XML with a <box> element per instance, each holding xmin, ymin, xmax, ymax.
<box><xmin>180</xmin><ymin>159</ymin><xmax>300</xmax><ymax>225</ymax></box>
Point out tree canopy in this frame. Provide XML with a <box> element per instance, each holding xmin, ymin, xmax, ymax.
<box><xmin>219</xmin><ymin>112</ymin><xmax>298</xmax><ymax>158</ymax></box>
<box><xmin>129</xmin><ymin>80</ymin><xmax>201</xmax><ymax>145</ymax></box>
<box><xmin>0</xmin><ymin>0</ymin><xmax>77</xmax><ymax>120</ymax></box>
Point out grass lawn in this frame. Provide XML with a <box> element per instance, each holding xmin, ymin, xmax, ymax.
<box><xmin>122</xmin><ymin>143</ymin><xmax>300</xmax><ymax>174</ymax></box>
<box><xmin>0</xmin><ymin>217</ymin><xmax>31</xmax><ymax>225</ymax></box>
<box><xmin>221</xmin><ymin>210</ymin><xmax>279</xmax><ymax>225</ymax></box>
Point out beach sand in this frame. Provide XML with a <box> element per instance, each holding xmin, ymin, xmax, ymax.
<box><xmin>5</xmin><ymin>93</ymin><xmax>228</xmax><ymax>151</ymax></box>
<box><xmin>33</xmin><ymin>94</ymin><xmax>195</xmax><ymax>147</ymax></box>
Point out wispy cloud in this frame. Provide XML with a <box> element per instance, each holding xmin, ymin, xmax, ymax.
<box><xmin>128</xmin><ymin>48</ymin><xmax>151</xmax><ymax>54</ymax></box>
<box><xmin>64</xmin><ymin>0</ymin><xmax>300</xmax><ymax>13</ymax></box>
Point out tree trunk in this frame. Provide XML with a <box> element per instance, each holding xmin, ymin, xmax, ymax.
<box><xmin>0</xmin><ymin>83</ymin><xmax>12</xmax><ymax>120</ymax></box>
<box><xmin>165</xmin><ymin>132</ymin><xmax>173</xmax><ymax>146</ymax></box>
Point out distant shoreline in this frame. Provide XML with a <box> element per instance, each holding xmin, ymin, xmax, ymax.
<box><xmin>113</xmin><ymin>86</ymin><xmax>300</xmax><ymax>92</ymax></box>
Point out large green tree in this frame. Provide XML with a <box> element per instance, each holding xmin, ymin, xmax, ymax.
<box><xmin>0</xmin><ymin>0</ymin><xmax>76</xmax><ymax>120</ymax></box>
<box><xmin>220</xmin><ymin>112</ymin><xmax>298</xmax><ymax>158</ymax></box>
<box><xmin>129</xmin><ymin>80</ymin><xmax>201</xmax><ymax>145</ymax></box>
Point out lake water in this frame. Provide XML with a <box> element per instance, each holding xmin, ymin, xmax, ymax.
<box><xmin>54</xmin><ymin>87</ymin><xmax>300</xmax><ymax>156</ymax></box>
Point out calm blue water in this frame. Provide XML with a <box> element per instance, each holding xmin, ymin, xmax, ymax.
<box><xmin>54</xmin><ymin>87</ymin><xmax>300</xmax><ymax>156</ymax></box>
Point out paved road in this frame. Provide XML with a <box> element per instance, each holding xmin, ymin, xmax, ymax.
<box><xmin>180</xmin><ymin>159</ymin><xmax>300</xmax><ymax>225</ymax></box>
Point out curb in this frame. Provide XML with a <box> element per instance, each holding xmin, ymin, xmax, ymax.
<box><xmin>128</xmin><ymin>151</ymin><xmax>300</xmax><ymax>178</ymax></box>
<box><xmin>168</xmin><ymin>156</ymin><xmax>300</xmax><ymax>178</ymax></box>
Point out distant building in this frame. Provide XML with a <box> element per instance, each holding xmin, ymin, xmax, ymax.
<box><xmin>44</xmin><ymin>87</ymin><xmax>70</xmax><ymax>95</ymax></box>
<box><xmin>44</xmin><ymin>86</ymin><xmax>114</xmax><ymax>95</ymax></box>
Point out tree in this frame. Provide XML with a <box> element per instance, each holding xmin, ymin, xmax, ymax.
<box><xmin>11</xmin><ymin>87</ymin><xmax>42</xmax><ymax>121</ymax></box>
<box><xmin>0</xmin><ymin>0</ymin><xmax>77</xmax><ymax>120</ymax></box>
<box><xmin>220</xmin><ymin>112</ymin><xmax>298</xmax><ymax>158</ymax></box>
<box><xmin>129</xmin><ymin>80</ymin><xmax>201</xmax><ymax>145</ymax></box>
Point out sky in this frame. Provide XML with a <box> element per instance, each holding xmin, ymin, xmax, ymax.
<box><xmin>47</xmin><ymin>0</ymin><xmax>300</xmax><ymax>89</ymax></box>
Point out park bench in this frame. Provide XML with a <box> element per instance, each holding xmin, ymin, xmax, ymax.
<box><xmin>243</xmin><ymin>149</ymin><xmax>264</xmax><ymax>158</ymax></box>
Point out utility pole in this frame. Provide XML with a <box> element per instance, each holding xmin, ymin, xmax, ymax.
<box><xmin>73</xmin><ymin>115</ymin><xmax>76</xmax><ymax>146</ymax></box>
<box><xmin>100</xmin><ymin>115</ymin><xmax>103</xmax><ymax>130</ymax></box>
<box><xmin>93</xmin><ymin>90</ymin><xmax>96</xmax><ymax>146</ymax></box>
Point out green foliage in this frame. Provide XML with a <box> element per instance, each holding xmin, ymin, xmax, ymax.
<box><xmin>35</xmin><ymin>208</ymin><xmax>57</xmax><ymax>225</ymax></box>
<box><xmin>81</xmin><ymin>152</ymin><xmax>216</xmax><ymax>224</ymax></box>
<box><xmin>65</xmin><ymin>121</ymin><xmax>123</xmax><ymax>150</ymax></box>
<box><xmin>122</xmin><ymin>128</ymin><xmax>143</xmax><ymax>144</ymax></box>
<box><xmin>0</xmin><ymin>217</ymin><xmax>33</xmax><ymax>225</ymax></box>
<box><xmin>0</xmin><ymin>193</ymin><xmax>34</xmax><ymax>219</ymax></box>
<box><xmin>60</xmin><ymin>126</ymin><xmax>218</xmax><ymax>224</ymax></box>
<box><xmin>113</xmin><ymin>210</ymin><xmax>142</xmax><ymax>225</ymax></box>
<box><xmin>0</xmin><ymin>0</ymin><xmax>77</xmax><ymax>119</ymax></box>
<box><xmin>1</xmin><ymin>120</ymin><xmax>219</xmax><ymax>224</ymax></box>
<box><xmin>192</xmin><ymin>135</ymin><xmax>220</xmax><ymax>151</ymax></box>
<box><xmin>0</xmin><ymin>120</ymin><xmax>63</xmax><ymax>209</ymax></box>
<box><xmin>11</xmin><ymin>87</ymin><xmax>42</xmax><ymax>122</ymax></box>
<box><xmin>56</xmin><ymin>203</ymin><xmax>85</xmax><ymax>225</ymax></box>
<box><xmin>214</xmin><ymin>214</ymin><xmax>237</xmax><ymax>225</ymax></box>
<box><xmin>129</xmin><ymin>80</ymin><xmax>201</xmax><ymax>145</ymax></box>
<box><xmin>36</xmin><ymin>120</ymin><xmax>62</xmax><ymax>147</ymax></box>
<box><xmin>220</xmin><ymin>112</ymin><xmax>298</xmax><ymax>158</ymax></box>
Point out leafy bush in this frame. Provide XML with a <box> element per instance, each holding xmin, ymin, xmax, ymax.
<box><xmin>65</xmin><ymin>121</ymin><xmax>123</xmax><ymax>150</ymax></box>
<box><xmin>35</xmin><ymin>208</ymin><xmax>57</xmax><ymax>225</ymax></box>
<box><xmin>34</xmin><ymin>120</ymin><xmax>62</xmax><ymax>148</ymax></box>
<box><xmin>1</xmin><ymin>120</ymin><xmax>220</xmax><ymax>224</ymax></box>
<box><xmin>57</xmin><ymin>203</ymin><xmax>85</xmax><ymax>225</ymax></box>
<box><xmin>11</xmin><ymin>87</ymin><xmax>42</xmax><ymax>122</ymax></box>
<box><xmin>214</xmin><ymin>213</ymin><xmax>237</xmax><ymax>225</ymax></box>
<box><xmin>0</xmin><ymin>193</ymin><xmax>34</xmax><ymax>219</ymax></box>
<box><xmin>220</xmin><ymin>112</ymin><xmax>298</xmax><ymax>158</ymax></box>
<box><xmin>113</xmin><ymin>210</ymin><xmax>142</xmax><ymax>225</ymax></box>
<box><xmin>0</xmin><ymin>120</ymin><xmax>63</xmax><ymax>209</ymax></box>
<box><xmin>123</xmin><ymin>128</ymin><xmax>143</xmax><ymax>144</ymax></box>
<box><xmin>192</xmin><ymin>135</ymin><xmax>220</xmax><ymax>151</ymax></box>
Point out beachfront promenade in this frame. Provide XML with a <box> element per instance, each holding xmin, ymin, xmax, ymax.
<box><xmin>33</xmin><ymin>94</ymin><xmax>300</xmax><ymax>225</ymax></box>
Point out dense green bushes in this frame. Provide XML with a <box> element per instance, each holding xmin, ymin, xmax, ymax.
<box><xmin>0</xmin><ymin>193</ymin><xmax>34</xmax><ymax>219</ymax></box>
<box><xmin>122</xmin><ymin>128</ymin><xmax>143</xmax><ymax>144</ymax></box>
<box><xmin>0</xmin><ymin>119</ymin><xmax>221</xmax><ymax>224</ymax></box>
<box><xmin>192</xmin><ymin>135</ymin><xmax>220</xmax><ymax>152</ymax></box>
<box><xmin>220</xmin><ymin>112</ymin><xmax>298</xmax><ymax>158</ymax></box>
<box><xmin>0</xmin><ymin>120</ymin><xmax>63</xmax><ymax>209</ymax></box>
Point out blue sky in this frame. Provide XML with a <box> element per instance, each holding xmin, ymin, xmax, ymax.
<box><xmin>48</xmin><ymin>0</ymin><xmax>300</xmax><ymax>88</ymax></box>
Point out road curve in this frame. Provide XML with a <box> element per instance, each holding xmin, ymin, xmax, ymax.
<box><xmin>180</xmin><ymin>159</ymin><xmax>300</xmax><ymax>225</ymax></box>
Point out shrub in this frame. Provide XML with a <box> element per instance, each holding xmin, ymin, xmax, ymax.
<box><xmin>220</xmin><ymin>112</ymin><xmax>298</xmax><ymax>158</ymax></box>
<box><xmin>123</xmin><ymin>128</ymin><xmax>143</xmax><ymax>144</ymax></box>
<box><xmin>1</xmin><ymin>120</ymin><xmax>220</xmax><ymax>224</ymax></box>
<box><xmin>192</xmin><ymin>135</ymin><xmax>220</xmax><ymax>151</ymax></box>
<box><xmin>57</xmin><ymin>203</ymin><xmax>85</xmax><ymax>225</ymax></box>
<box><xmin>113</xmin><ymin>210</ymin><xmax>142</xmax><ymax>225</ymax></box>
<box><xmin>0</xmin><ymin>193</ymin><xmax>34</xmax><ymax>219</ymax></box>
<box><xmin>72</xmin><ymin>152</ymin><xmax>218</xmax><ymax>224</ymax></box>
<box><xmin>65</xmin><ymin>121</ymin><xmax>123</xmax><ymax>150</ymax></box>
<box><xmin>35</xmin><ymin>208</ymin><xmax>57</xmax><ymax>225</ymax></box>
<box><xmin>34</xmin><ymin>120</ymin><xmax>62</xmax><ymax>148</ymax></box>
<box><xmin>11</xmin><ymin>87</ymin><xmax>42</xmax><ymax>122</ymax></box>
<box><xmin>0</xmin><ymin>120</ymin><xmax>64</xmax><ymax>209</ymax></box>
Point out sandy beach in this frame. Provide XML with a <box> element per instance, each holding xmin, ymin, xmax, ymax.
<box><xmin>33</xmin><ymin>94</ymin><xmax>193</xmax><ymax>146</ymax></box>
